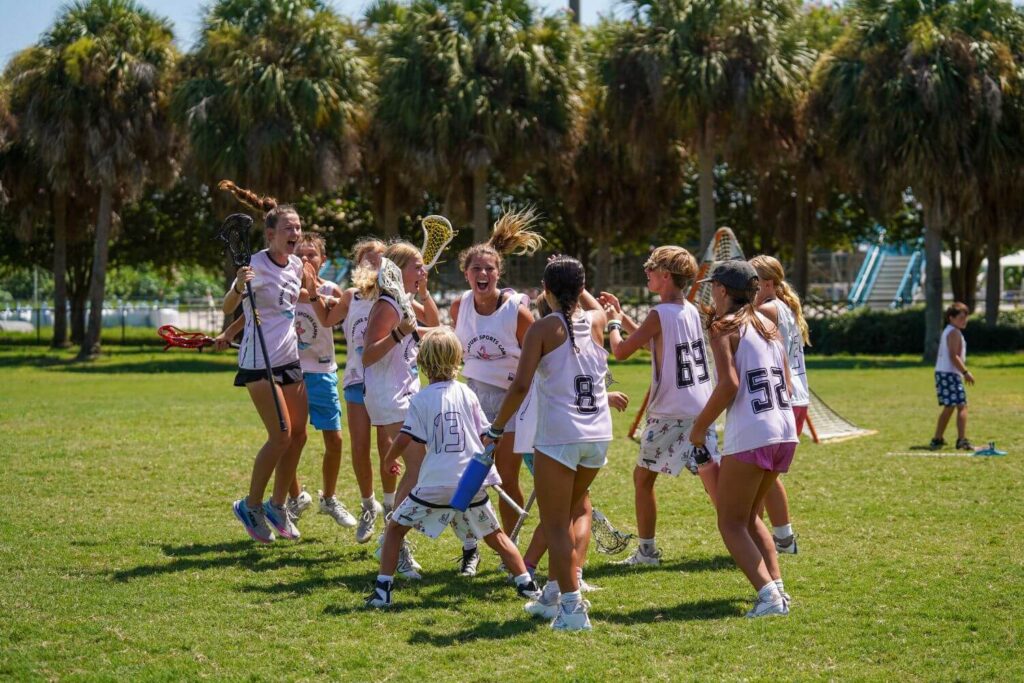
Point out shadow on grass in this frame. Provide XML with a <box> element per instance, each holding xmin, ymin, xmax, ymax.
<box><xmin>583</xmin><ymin>554</ymin><xmax>734</xmax><ymax>580</ymax></box>
<box><xmin>805</xmin><ymin>357</ymin><xmax>925</xmax><ymax>371</ymax></box>
<box><xmin>111</xmin><ymin>540</ymin><xmax>340</xmax><ymax>582</ymax></box>
<box><xmin>407</xmin><ymin>618</ymin><xmax>544</xmax><ymax>645</ymax></box>
<box><xmin>601</xmin><ymin>597</ymin><xmax>746</xmax><ymax>625</ymax></box>
<box><xmin>58</xmin><ymin>358</ymin><xmax>236</xmax><ymax>374</ymax></box>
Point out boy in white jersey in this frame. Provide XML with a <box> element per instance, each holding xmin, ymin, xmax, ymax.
<box><xmin>365</xmin><ymin>328</ymin><xmax>542</xmax><ymax>607</ymax></box>
<box><xmin>689</xmin><ymin>261</ymin><xmax>797</xmax><ymax>618</ymax></box>
<box><xmin>286</xmin><ymin>233</ymin><xmax>358</xmax><ymax>530</ymax></box>
<box><xmin>930</xmin><ymin>302</ymin><xmax>976</xmax><ymax>450</ymax></box>
<box><xmin>451</xmin><ymin>207</ymin><xmax>543</xmax><ymax>569</ymax></box>
<box><xmin>600</xmin><ymin>246</ymin><xmax>718</xmax><ymax>566</ymax></box>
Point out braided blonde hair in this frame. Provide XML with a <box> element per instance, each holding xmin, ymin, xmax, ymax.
<box><xmin>749</xmin><ymin>255</ymin><xmax>811</xmax><ymax>346</ymax></box>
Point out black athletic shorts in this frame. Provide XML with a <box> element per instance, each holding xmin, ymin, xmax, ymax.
<box><xmin>234</xmin><ymin>360</ymin><xmax>303</xmax><ymax>387</ymax></box>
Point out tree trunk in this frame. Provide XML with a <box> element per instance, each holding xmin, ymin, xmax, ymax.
<box><xmin>985</xmin><ymin>239</ymin><xmax>1001</xmax><ymax>325</ymax></box>
<box><xmin>948</xmin><ymin>237</ymin><xmax>983</xmax><ymax>312</ymax></box>
<box><xmin>792</xmin><ymin>194</ymin><xmax>810</xmax><ymax>299</ymax></box>
<box><xmin>51</xmin><ymin>192</ymin><xmax>70</xmax><ymax>348</ymax></box>
<box><xmin>68</xmin><ymin>241</ymin><xmax>91</xmax><ymax>344</ymax></box>
<box><xmin>382</xmin><ymin>172</ymin><xmax>399</xmax><ymax>238</ymax></box>
<box><xmin>79</xmin><ymin>184</ymin><xmax>114</xmax><ymax>360</ymax></box>
<box><xmin>922</xmin><ymin>201</ymin><xmax>945</xmax><ymax>363</ymax></box>
<box><xmin>569</xmin><ymin>0</ymin><xmax>581</xmax><ymax>23</ymax></box>
<box><xmin>70</xmin><ymin>282</ymin><xmax>88</xmax><ymax>344</ymax></box>
<box><xmin>472</xmin><ymin>164</ymin><xmax>489</xmax><ymax>243</ymax></box>
<box><xmin>697</xmin><ymin>115</ymin><xmax>716</xmax><ymax>251</ymax></box>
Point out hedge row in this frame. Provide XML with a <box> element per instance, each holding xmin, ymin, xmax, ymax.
<box><xmin>807</xmin><ymin>307</ymin><xmax>1024</xmax><ymax>355</ymax></box>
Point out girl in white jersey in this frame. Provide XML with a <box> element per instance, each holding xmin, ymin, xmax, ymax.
<box><xmin>751</xmin><ymin>255</ymin><xmax>811</xmax><ymax>555</ymax></box>
<box><xmin>451</xmin><ymin>208</ymin><xmax>543</xmax><ymax>548</ymax></box>
<box><xmin>218</xmin><ymin>181</ymin><xmax>325</xmax><ymax>545</ymax></box>
<box><xmin>689</xmin><ymin>260</ymin><xmax>798</xmax><ymax>618</ymax></box>
<box><xmin>365</xmin><ymin>328</ymin><xmax>542</xmax><ymax>607</ymax></box>
<box><xmin>485</xmin><ymin>256</ymin><xmax>611</xmax><ymax>632</ymax></box>
<box><xmin>285</xmin><ymin>233</ymin><xmax>357</xmax><ymax>531</ymax></box>
<box><xmin>600</xmin><ymin>246</ymin><xmax>719</xmax><ymax>567</ymax></box>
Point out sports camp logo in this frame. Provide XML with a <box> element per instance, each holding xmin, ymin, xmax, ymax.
<box><xmin>294</xmin><ymin>311</ymin><xmax>318</xmax><ymax>350</ymax></box>
<box><xmin>466</xmin><ymin>334</ymin><xmax>507</xmax><ymax>361</ymax></box>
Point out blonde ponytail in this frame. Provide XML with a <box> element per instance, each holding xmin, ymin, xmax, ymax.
<box><xmin>749</xmin><ymin>254</ymin><xmax>811</xmax><ymax>346</ymax></box>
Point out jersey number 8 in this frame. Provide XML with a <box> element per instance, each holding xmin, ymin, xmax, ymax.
<box><xmin>574</xmin><ymin>375</ymin><xmax>599</xmax><ymax>414</ymax></box>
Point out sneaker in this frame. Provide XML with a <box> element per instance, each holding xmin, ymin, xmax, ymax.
<box><xmin>397</xmin><ymin>541</ymin><xmax>422</xmax><ymax>580</ymax></box>
<box><xmin>956</xmin><ymin>438</ymin><xmax>974</xmax><ymax>451</ymax></box>
<box><xmin>365</xmin><ymin>579</ymin><xmax>393</xmax><ymax>608</ymax></box>
<box><xmin>774</xmin><ymin>534</ymin><xmax>798</xmax><ymax>555</ymax></box>
<box><xmin>929</xmin><ymin>438</ymin><xmax>945</xmax><ymax>450</ymax></box>
<box><xmin>458</xmin><ymin>547</ymin><xmax>481</xmax><ymax>576</ymax></box>
<box><xmin>551</xmin><ymin>599</ymin><xmax>593</xmax><ymax>631</ymax></box>
<box><xmin>525</xmin><ymin>583</ymin><xmax>561</xmax><ymax>619</ymax></box>
<box><xmin>287</xmin><ymin>489</ymin><xmax>313</xmax><ymax>520</ymax></box>
<box><xmin>356</xmin><ymin>499</ymin><xmax>383</xmax><ymax>544</ymax></box>
<box><xmin>233</xmin><ymin>499</ymin><xmax>275</xmax><ymax>544</ymax></box>
<box><xmin>264</xmin><ymin>500</ymin><xmax>300</xmax><ymax>540</ymax></box>
<box><xmin>319</xmin><ymin>491</ymin><xmax>357</xmax><ymax>528</ymax></box>
<box><xmin>616</xmin><ymin>545</ymin><xmax>662</xmax><ymax>566</ymax></box>
<box><xmin>746</xmin><ymin>592</ymin><xmax>789</xmax><ymax>618</ymax></box>
<box><xmin>578</xmin><ymin>577</ymin><xmax>602</xmax><ymax>593</ymax></box>
<box><xmin>516</xmin><ymin>579</ymin><xmax>542</xmax><ymax>601</ymax></box>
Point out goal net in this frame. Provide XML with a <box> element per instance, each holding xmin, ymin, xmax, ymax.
<box><xmin>803</xmin><ymin>388</ymin><xmax>875</xmax><ymax>443</ymax></box>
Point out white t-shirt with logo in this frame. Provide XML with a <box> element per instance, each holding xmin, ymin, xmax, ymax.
<box><xmin>238</xmin><ymin>250</ymin><xmax>302</xmax><ymax>370</ymax></box>
<box><xmin>294</xmin><ymin>280</ymin><xmax>339</xmax><ymax>374</ymax></box>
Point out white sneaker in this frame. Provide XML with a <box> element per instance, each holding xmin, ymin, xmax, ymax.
<box><xmin>264</xmin><ymin>500</ymin><xmax>300</xmax><ymax>540</ymax></box>
<box><xmin>552</xmin><ymin>599</ymin><xmax>592</xmax><ymax>631</ymax></box>
<box><xmin>365</xmin><ymin>579</ymin><xmax>392</xmax><ymax>608</ymax></box>
<box><xmin>397</xmin><ymin>541</ymin><xmax>422</xmax><ymax>580</ymax></box>
<box><xmin>746</xmin><ymin>593</ymin><xmax>789</xmax><ymax>618</ymax></box>
<box><xmin>578</xmin><ymin>577</ymin><xmax>602</xmax><ymax>593</ymax></box>
<box><xmin>774</xmin><ymin>534</ymin><xmax>798</xmax><ymax>555</ymax></box>
<box><xmin>356</xmin><ymin>499</ymin><xmax>383</xmax><ymax>544</ymax></box>
<box><xmin>318</xmin><ymin>491</ymin><xmax>357</xmax><ymax>528</ymax></box>
<box><xmin>287</xmin><ymin>489</ymin><xmax>313</xmax><ymax>520</ymax></box>
<box><xmin>616</xmin><ymin>545</ymin><xmax>661</xmax><ymax>566</ymax></box>
<box><xmin>525</xmin><ymin>583</ymin><xmax>561</xmax><ymax>619</ymax></box>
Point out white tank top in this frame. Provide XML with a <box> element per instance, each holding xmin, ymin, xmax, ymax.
<box><xmin>399</xmin><ymin>380</ymin><xmax>500</xmax><ymax>489</ymax></box>
<box><xmin>513</xmin><ymin>381</ymin><xmax>538</xmax><ymax>454</ymax></box>
<box><xmin>295</xmin><ymin>280</ymin><xmax>338</xmax><ymax>374</ymax></box>
<box><xmin>341</xmin><ymin>293</ymin><xmax>373</xmax><ymax>387</ymax></box>
<box><xmin>722</xmin><ymin>315</ymin><xmax>799</xmax><ymax>455</ymax></box>
<box><xmin>770</xmin><ymin>299</ymin><xmax>809</xmax><ymax>406</ymax></box>
<box><xmin>238</xmin><ymin>250</ymin><xmax>302</xmax><ymax>370</ymax></box>
<box><xmin>534</xmin><ymin>312</ymin><xmax>613</xmax><ymax>446</ymax></box>
<box><xmin>362</xmin><ymin>295</ymin><xmax>420</xmax><ymax>408</ymax></box>
<box><xmin>647</xmin><ymin>302</ymin><xmax>713</xmax><ymax>419</ymax></box>
<box><xmin>455</xmin><ymin>289</ymin><xmax>524</xmax><ymax>389</ymax></box>
<box><xmin>935</xmin><ymin>324</ymin><xmax>965</xmax><ymax>376</ymax></box>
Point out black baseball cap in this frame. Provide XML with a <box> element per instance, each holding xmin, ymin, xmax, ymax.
<box><xmin>698</xmin><ymin>259</ymin><xmax>758</xmax><ymax>290</ymax></box>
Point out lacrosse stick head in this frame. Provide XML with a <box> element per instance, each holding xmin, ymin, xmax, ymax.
<box><xmin>377</xmin><ymin>257</ymin><xmax>415</xmax><ymax>321</ymax></box>
<box><xmin>215</xmin><ymin>213</ymin><xmax>254</xmax><ymax>268</ymax></box>
<box><xmin>689</xmin><ymin>227</ymin><xmax>745</xmax><ymax>307</ymax></box>
<box><xmin>420</xmin><ymin>214</ymin><xmax>456</xmax><ymax>271</ymax></box>
<box><xmin>591</xmin><ymin>508</ymin><xmax>635</xmax><ymax>555</ymax></box>
<box><xmin>158</xmin><ymin>325</ymin><xmax>214</xmax><ymax>350</ymax></box>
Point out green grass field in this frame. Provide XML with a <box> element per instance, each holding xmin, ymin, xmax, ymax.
<box><xmin>1</xmin><ymin>345</ymin><xmax>1022</xmax><ymax>681</ymax></box>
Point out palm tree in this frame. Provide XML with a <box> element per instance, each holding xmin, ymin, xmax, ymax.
<box><xmin>7</xmin><ymin>0</ymin><xmax>180</xmax><ymax>359</ymax></box>
<box><xmin>176</xmin><ymin>0</ymin><xmax>370</xmax><ymax>200</ymax></box>
<box><xmin>807</xmin><ymin>0</ymin><xmax>1024</xmax><ymax>360</ymax></box>
<box><xmin>609</xmin><ymin>0</ymin><xmax>812</xmax><ymax>249</ymax></box>
<box><xmin>372</xmin><ymin>0</ymin><xmax>583</xmax><ymax>241</ymax></box>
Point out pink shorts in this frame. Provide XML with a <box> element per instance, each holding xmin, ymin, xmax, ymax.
<box><xmin>728</xmin><ymin>442</ymin><xmax>797</xmax><ymax>473</ymax></box>
<box><xmin>793</xmin><ymin>406</ymin><xmax>808</xmax><ymax>435</ymax></box>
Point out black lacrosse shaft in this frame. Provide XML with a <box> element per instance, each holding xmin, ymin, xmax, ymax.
<box><xmin>246</xmin><ymin>281</ymin><xmax>287</xmax><ymax>432</ymax></box>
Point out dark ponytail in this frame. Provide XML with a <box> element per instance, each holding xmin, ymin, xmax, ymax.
<box><xmin>543</xmin><ymin>256</ymin><xmax>586</xmax><ymax>352</ymax></box>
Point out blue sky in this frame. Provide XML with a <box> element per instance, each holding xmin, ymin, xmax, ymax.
<box><xmin>0</xmin><ymin>0</ymin><xmax>625</xmax><ymax>63</ymax></box>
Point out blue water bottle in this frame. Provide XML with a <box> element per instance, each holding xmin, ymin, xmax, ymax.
<box><xmin>450</xmin><ymin>443</ymin><xmax>496</xmax><ymax>511</ymax></box>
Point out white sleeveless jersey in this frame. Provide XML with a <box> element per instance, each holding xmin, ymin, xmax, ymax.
<box><xmin>935</xmin><ymin>324</ymin><xmax>965</xmax><ymax>376</ymax></box>
<box><xmin>399</xmin><ymin>380</ymin><xmax>500</xmax><ymax>489</ymax></box>
<box><xmin>513</xmin><ymin>382</ymin><xmax>538</xmax><ymax>454</ymax></box>
<box><xmin>722</xmin><ymin>315</ymin><xmax>799</xmax><ymax>455</ymax></box>
<box><xmin>534</xmin><ymin>312</ymin><xmax>614</xmax><ymax>447</ymax></box>
<box><xmin>363</xmin><ymin>295</ymin><xmax>420</xmax><ymax>414</ymax></box>
<box><xmin>341</xmin><ymin>293</ymin><xmax>374</xmax><ymax>387</ymax></box>
<box><xmin>294</xmin><ymin>280</ymin><xmax>339</xmax><ymax>374</ymax></box>
<box><xmin>238</xmin><ymin>250</ymin><xmax>302</xmax><ymax>370</ymax></box>
<box><xmin>646</xmin><ymin>302</ymin><xmax>713</xmax><ymax>419</ymax></box>
<box><xmin>455</xmin><ymin>289</ymin><xmax>525</xmax><ymax>389</ymax></box>
<box><xmin>770</xmin><ymin>299</ymin><xmax>809</xmax><ymax>406</ymax></box>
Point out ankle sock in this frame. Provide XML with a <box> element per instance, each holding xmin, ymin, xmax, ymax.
<box><xmin>377</xmin><ymin>574</ymin><xmax>393</xmax><ymax>584</ymax></box>
<box><xmin>463</xmin><ymin>540</ymin><xmax>478</xmax><ymax>551</ymax></box>
<box><xmin>362</xmin><ymin>495</ymin><xmax>376</xmax><ymax>507</ymax></box>
<box><xmin>560</xmin><ymin>590</ymin><xmax>582</xmax><ymax>606</ymax></box>
<box><xmin>383</xmin><ymin>492</ymin><xmax>396</xmax><ymax>508</ymax></box>
<box><xmin>774</xmin><ymin>578</ymin><xmax>786</xmax><ymax>595</ymax></box>
<box><xmin>758</xmin><ymin>582</ymin><xmax>781</xmax><ymax>602</ymax></box>
<box><xmin>513</xmin><ymin>573</ymin><xmax>532</xmax><ymax>587</ymax></box>
<box><xmin>773</xmin><ymin>524</ymin><xmax>794</xmax><ymax>539</ymax></box>
<box><xmin>639</xmin><ymin>537</ymin><xmax>657</xmax><ymax>553</ymax></box>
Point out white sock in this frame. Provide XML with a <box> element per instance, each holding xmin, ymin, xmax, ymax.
<box><xmin>543</xmin><ymin>580</ymin><xmax>560</xmax><ymax>598</ymax></box>
<box><xmin>377</xmin><ymin>574</ymin><xmax>393</xmax><ymax>584</ymax></box>
<box><xmin>575</xmin><ymin>567</ymin><xmax>584</xmax><ymax>582</ymax></box>
<box><xmin>773</xmin><ymin>524</ymin><xmax>794</xmax><ymax>539</ymax></box>
<box><xmin>758</xmin><ymin>582</ymin><xmax>781</xmax><ymax>602</ymax></box>
<box><xmin>560</xmin><ymin>590</ymin><xmax>582</xmax><ymax>606</ymax></box>
<box><xmin>362</xmin><ymin>495</ymin><xmax>376</xmax><ymax>507</ymax></box>
<box><xmin>383</xmin><ymin>492</ymin><xmax>396</xmax><ymax>508</ymax></box>
<box><xmin>774</xmin><ymin>578</ymin><xmax>786</xmax><ymax>594</ymax></box>
<box><xmin>639</xmin><ymin>537</ymin><xmax>657</xmax><ymax>553</ymax></box>
<box><xmin>513</xmin><ymin>573</ymin><xmax>532</xmax><ymax>587</ymax></box>
<box><xmin>463</xmin><ymin>539</ymin><xmax>478</xmax><ymax>550</ymax></box>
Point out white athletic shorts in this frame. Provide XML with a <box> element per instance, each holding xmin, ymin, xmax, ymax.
<box><xmin>637</xmin><ymin>416</ymin><xmax>720</xmax><ymax>477</ymax></box>
<box><xmin>535</xmin><ymin>441</ymin><xmax>610</xmax><ymax>472</ymax></box>
<box><xmin>466</xmin><ymin>378</ymin><xmax>517</xmax><ymax>433</ymax></box>
<box><xmin>364</xmin><ymin>386</ymin><xmax>411</xmax><ymax>427</ymax></box>
<box><xmin>392</xmin><ymin>487</ymin><xmax>501</xmax><ymax>541</ymax></box>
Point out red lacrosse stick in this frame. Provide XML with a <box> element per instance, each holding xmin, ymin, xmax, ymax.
<box><xmin>158</xmin><ymin>325</ymin><xmax>237</xmax><ymax>352</ymax></box>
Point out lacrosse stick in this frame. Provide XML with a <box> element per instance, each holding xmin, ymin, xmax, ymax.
<box><xmin>377</xmin><ymin>257</ymin><xmax>415</xmax><ymax>322</ymax></box>
<box><xmin>591</xmin><ymin>507</ymin><xmax>635</xmax><ymax>555</ymax></box>
<box><xmin>158</xmin><ymin>325</ymin><xmax>238</xmax><ymax>351</ymax></box>
<box><xmin>508</xmin><ymin>489</ymin><xmax>536</xmax><ymax>545</ymax></box>
<box><xmin>215</xmin><ymin>213</ymin><xmax>287</xmax><ymax>432</ymax></box>
<box><xmin>420</xmin><ymin>214</ymin><xmax>457</xmax><ymax>271</ymax></box>
<box><xmin>627</xmin><ymin>388</ymin><xmax>651</xmax><ymax>442</ymax></box>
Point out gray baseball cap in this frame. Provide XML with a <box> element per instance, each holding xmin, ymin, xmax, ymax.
<box><xmin>698</xmin><ymin>259</ymin><xmax>758</xmax><ymax>290</ymax></box>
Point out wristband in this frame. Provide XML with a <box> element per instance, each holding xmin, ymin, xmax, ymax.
<box><xmin>484</xmin><ymin>425</ymin><xmax>504</xmax><ymax>441</ymax></box>
<box><xmin>391</xmin><ymin>329</ymin><xmax>403</xmax><ymax>344</ymax></box>
<box><xmin>411</xmin><ymin>330</ymin><xmax>421</xmax><ymax>343</ymax></box>
<box><xmin>608</xmin><ymin>321</ymin><xmax>622</xmax><ymax>333</ymax></box>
